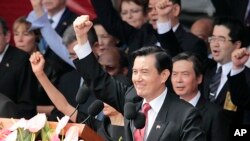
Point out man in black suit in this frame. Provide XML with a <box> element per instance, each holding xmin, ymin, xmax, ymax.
<box><xmin>228</xmin><ymin>48</ymin><xmax>250</xmax><ymax>124</ymax></box>
<box><xmin>0</xmin><ymin>17</ymin><xmax>36</xmax><ymax>118</ymax></box>
<box><xmin>72</xmin><ymin>15</ymin><xmax>205</xmax><ymax>141</ymax></box>
<box><xmin>202</xmin><ymin>17</ymin><xmax>247</xmax><ymax>125</ymax></box>
<box><xmin>91</xmin><ymin>0</ymin><xmax>207</xmax><ymax>62</ymax></box>
<box><xmin>171</xmin><ymin>52</ymin><xmax>228</xmax><ymax>141</ymax></box>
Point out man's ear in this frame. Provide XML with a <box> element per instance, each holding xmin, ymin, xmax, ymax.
<box><xmin>172</xmin><ymin>4</ymin><xmax>181</xmax><ymax>17</ymax></box>
<box><xmin>161</xmin><ymin>69</ymin><xmax>170</xmax><ymax>83</ymax></box>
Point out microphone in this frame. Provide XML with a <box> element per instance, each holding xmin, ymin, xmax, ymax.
<box><xmin>75</xmin><ymin>84</ymin><xmax>90</xmax><ymax>104</ymax></box>
<box><xmin>69</xmin><ymin>84</ymin><xmax>90</xmax><ymax>117</ymax></box>
<box><xmin>124</xmin><ymin>102</ymin><xmax>146</xmax><ymax>129</ymax></box>
<box><xmin>80</xmin><ymin>99</ymin><xmax>104</xmax><ymax>124</ymax></box>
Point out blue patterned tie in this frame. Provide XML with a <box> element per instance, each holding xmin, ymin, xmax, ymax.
<box><xmin>209</xmin><ymin>66</ymin><xmax>222</xmax><ymax>102</ymax></box>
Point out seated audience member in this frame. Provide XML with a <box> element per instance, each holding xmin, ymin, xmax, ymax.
<box><xmin>12</xmin><ymin>16</ymin><xmax>63</xmax><ymax>115</ymax></box>
<box><xmin>171</xmin><ymin>52</ymin><xmax>228</xmax><ymax>141</ymax></box>
<box><xmin>72</xmin><ymin>15</ymin><xmax>205</xmax><ymax>141</ymax></box>
<box><xmin>0</xmin><ymin>17</ymin><xmax>36</xmax><ymax>119</ymax></box>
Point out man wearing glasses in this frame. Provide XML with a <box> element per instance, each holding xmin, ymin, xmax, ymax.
<box><xmin>203</xmin><ymin>17</ymin><xmax>248</xmax><ymax>127</ymax></box>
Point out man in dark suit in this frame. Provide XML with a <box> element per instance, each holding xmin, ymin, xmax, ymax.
<box><xmin>202</xmin><ymin>17</ymin><xmax>247</xmax><ymax>125</ymax></box>
<box><xmin>91</xmin><ymin>0</ymin><xmax>207</xmax><ymax>62</ymax></box>
<box><xmin>228</xmin><ymin>48</ymin><xmax>250</xmax><ymax>124</ymax></box>
<box><xmin>72</xmin><ymin>15</ymin><xmax>205</xmax><ymax>141</ymax></box>
<box><xmin>171</xmin><ymin>52</ymin><xmax>228</xmax><ymax>141</ymax></box>
<box><xmin>0</xmin><ymin>17</ymin><xmax>36</xmax><ymax>119</ymax></box>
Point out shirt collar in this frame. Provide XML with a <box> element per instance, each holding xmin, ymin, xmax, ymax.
<box><xmin>0</xmin><ymin>44</ymin><xmax>9</xmax><ymax>62</ymax></box>
<box><xmin>142</xmin><ymin>87</ymin><xmax>168</xmax><ymax>114</ymax></box>
<box><xmin>188</xmin><ymin>91</ymin><xmax>201</xmax><ymax>107</ymax></box>
<box><xmin>217</xmin><ymin>62</ymin><xmax>232</xmax><ymax>76</ymax></box>
<box><xmin>48</xmin><ymin>8</ymin><xmax>65</xmax><ymax>28</ymax></box>
<box><xmin>172</xmin><ymin>23</ymin><xmax>180</xmax><ymax>32</ymax></box>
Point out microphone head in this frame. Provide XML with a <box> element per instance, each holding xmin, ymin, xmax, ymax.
<box><xmin>88</xmin><ymin>100</ymin><xmax>104</xmax><ymax>116</ymax></box>
<box><xmin>75</xmin><ymin>84</ymin><xmax>90</xmax><ymax>104</ymax></box>
<box><xmin>133</xmin><ymin>112</ymin><xmax>146</xmax><ymax>129</ymax></box>
<box><xmin>124</xmin><ymin>102</ymin><xmax>136</xmax><ymax>119</ymax></box>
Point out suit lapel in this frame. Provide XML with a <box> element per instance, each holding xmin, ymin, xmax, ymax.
<box><xmin>146</xmin><ymin>92</ymin><xmax>175</xmax><ymax>141</ymax></box>
<box><xmin>0</xmin><ymin>47</ymin><xmax>12</xmax><ymax>78</ymax></box>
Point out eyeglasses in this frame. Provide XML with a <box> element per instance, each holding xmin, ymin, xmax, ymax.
<box><xmin>208</xmin><ymin>36</ymin><xmax>232</xmax><ymax>44</ymax></box>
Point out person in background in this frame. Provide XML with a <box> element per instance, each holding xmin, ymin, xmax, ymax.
<box><xmin>203</xmin><ymin>17</ymin><xmax>247</xmax><ymax>127</ymax></box>
<box><xmin>191</xmin><ymin>18</ymin><xmax>214</xmax><ymax>57</ymax></box>
<box><xmin>171</xmin><ymin>52</ymin><xmax>228</xmax><ymax>141</ymax></box>
<box><xmin>91</xmin><ymin>0</ymin><xmax>207</xmax><ymax>63</ymax></box>
<box><xmin>12</xmin><ymin>16</ymin><xmax>62</xmax><ymax>115</ymax></box>
<box><xmin>119</xmin><ymin>0</ymin><xmax>148</xmax><ymax>29</ymax></box>
<box><xmin>0</xmin><ymin>17</ymin><xmax>36</xmax><ymax>119</ymax></box>
<box><xmin>92</xmin><ymin>19</ymin><xmax>120</xmax><ymax>56</ymax></box>
<box><xmin>72</xmin><ymin>15</ymin><xmax>205</xmax><ymax>141</ymax></box>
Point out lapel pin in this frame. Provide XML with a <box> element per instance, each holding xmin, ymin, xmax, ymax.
<box><xmin>5</xmin><ymin>63</ymin><xmax>9</xmax><ymax>67</ymax></box>
<box><xmin>63</xmin><ymin>22</ymin><xmax>67</xmax><ymax>26</ymax></box>
<box><xmin>156</xmin><ymin>125</ymin><xmax>161</xmax><ymax>129</ymax></box>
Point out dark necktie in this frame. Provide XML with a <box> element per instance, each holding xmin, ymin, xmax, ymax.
<box><xmin>134</xmin><ymin>103</ymin><xmax>151</xmax><ymax>141</ymax></box>
<box><xmin>49</xmin><ymin>18</ymin><xmax>54</xmax><ymax>24</ymax></box>
<box><xmin>209</xmin><ymin>66</ymin><xmax>222</xmax><ymax>102</ymax></box>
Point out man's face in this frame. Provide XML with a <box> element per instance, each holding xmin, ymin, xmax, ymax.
<box><xmin>147</xmin><ymin>0</ymin><xmax>158</xmax><ymax>29</ymax></box>
<box><xmin>209</xmin><ymin>25</ymin><xmax>239</xmax><ymax>64</ymax></box>
<box><xmin>132</xmin><ymin>54</ymin><xmax>169</xmax><ymax>102</ymax></box>
<box><xmin>98</xmin><ymin>49</ymin><xmax>122</xmax><ymax>76</ymax></box>
<box><xmin>42</xmin><ymin>0</ymin><xmax>66</xmax><ymax>14</ymax></box>
<box><xmin>171</xmin><ymin>60</ymin><xmax>202</xmax><ymax>100</ymax></box>
<box><xmin>0</xmin><ymin>26</ymin><xmax>10</xmax><ymax>54</ymax></box>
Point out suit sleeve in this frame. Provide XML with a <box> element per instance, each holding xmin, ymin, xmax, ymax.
<box><xmin>16</xmin><ymin>54</ymin><xmax>37</xmax><ymax>118</ymax></box>
<box><xmin>181</xmin><ymin>108</ymin><xmax>206</xmax><ymax>141</ymax></box>
<box><xmin>228</xmin><ymin>67</ymin><xmax>250</xmax><ymax>109</ymax></box>
<box><xmin>156</xmin><ymin>29</ymin><xmax>183</xmax><ymax>57</ymax></box>
<box><xmin>73</xmin><ymin>53</ymin><xmax>130</xmax><ymax>114</ymax></box>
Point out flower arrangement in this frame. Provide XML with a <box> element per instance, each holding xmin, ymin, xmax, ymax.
<box><xmin>0</xmin><ymin>113</ymin><xmax>82</xmax><ymax>141</ymax></box>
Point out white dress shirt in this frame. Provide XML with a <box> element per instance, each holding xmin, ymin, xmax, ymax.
<box><xmin>188</xmin><ymin>92</ymin><xmax>201</xmax><ymax>107</ymax></box>
<box><xmin>142</xmin><ymin>88</ymin><xmax>168</xmax><ymax>141</ymax></box>
<box><xmin>215</xmin><ymin>62</ymin><xmax>232</xmax><ymax>98</ymax></box>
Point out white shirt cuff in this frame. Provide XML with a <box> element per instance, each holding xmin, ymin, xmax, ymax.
<box><xmin>230</xmin><ymin>66</ymin><xmax>245</xmax><ymax>76</ymax></box>
<box><xmin>73</xmin><ymin>41</ymin><xmax>92</xmax><ymax>59</ymax></box>
<box><xmin>157</xmin><ymin>21</ymin><xmax>171</xmax><ymax>34</ymax></box>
